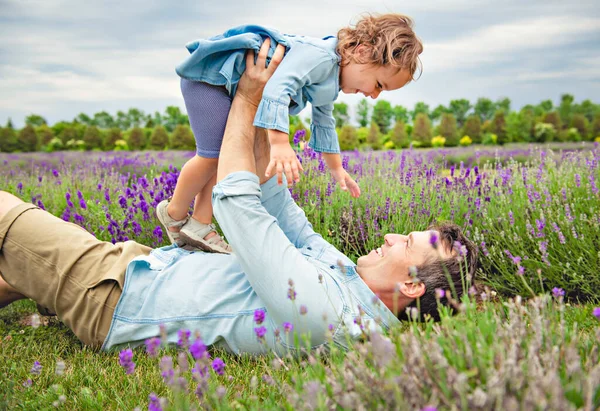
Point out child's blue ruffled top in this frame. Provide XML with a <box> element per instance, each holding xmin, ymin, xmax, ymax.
<box><xmin>176</xmin><ymin>24</ymin><xmax>342</xmax><ymax>153</ymax></box>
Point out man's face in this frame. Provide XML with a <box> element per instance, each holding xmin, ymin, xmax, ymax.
<box><xmin>357</xmin><ymin>230</ymin><xmax>452</xmax><ymax>283</ymax></box>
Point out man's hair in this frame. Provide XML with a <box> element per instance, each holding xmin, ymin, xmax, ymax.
<box><xmin>398</xmin><ymin>223</ymin><xmax>479</xmax><ymax>322</ymax></box>
<box><xmin>336</xmin><ymin>13</ymin><xmax>424</xmax><ymax>80</ymax></box>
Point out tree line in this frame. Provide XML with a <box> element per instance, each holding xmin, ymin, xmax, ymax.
<box><xmin>1</xmin><ymin>94</ymin><xmax>599</xmax><ymax>153</ymax></box>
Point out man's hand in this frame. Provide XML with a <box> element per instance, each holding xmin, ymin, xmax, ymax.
<box><xmin>237</xmin><ymin>38</ymin><xmax>285</xmax><ymax>108</ymax></box>
<box><xmin>330</xmin><ymin>167</ymin><xmax>361</xmax><ymax>198</ymax></box>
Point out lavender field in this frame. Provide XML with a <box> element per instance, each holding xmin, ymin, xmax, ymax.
<box><xmin>1</xmin><ymin>143</ymin><xmax>600</xmax><ymax>410</ymax></box>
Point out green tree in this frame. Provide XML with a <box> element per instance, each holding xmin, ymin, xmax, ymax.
<box><xmin>558</xmin><ymin>94</ymin><xmax>574</xmax><ymax>129</ymax></box>
<box><xmin>462</xmin><ymin>115</ymin><xmax>482</xmax><ymax>143</ymax></box>
<box><xmin>36</xmin><ymin>124</ymin><xmax>55</xmax><ymax>147</ymax></box>
<box><xmin>411</xmin><ymin>102</ymin><xmax>430</xmax><ymax>121</ymax></box>
<box><xmin>474</xmin><ymin>98</ymin><xmax>495</xmax><ymax>122</ymax></box>
<box><xmin>491</xmin><ymin>110</ymin><xmax>508</xmax><ymax>145</ymax></box>
<box><xmin>570</xmin><ymin>114</ymin><xmax>589</xmax><ymax>140</ymax></box>
<box><xmin>356</xmin><ymin>127</ymin><xmax>369</xmax><ymax>144</ymax></box>
<box><xmin>533</xmin><ymin>123</ymin><xmax>556</xmax><ymax>143</ymax></box>
<box><xmin>332</xmin><ymin>103</ymin><xmax>350</xmax><ymax>128</ymax></box>
<box><xmin>104</xmin><ymin>128</ymin><xmax>123</xmax><ymax>150</ymax></box>
<box><xmin>543</xmin><ymin>111</ymin><xmax>562</xmax><ymax>132</ymax></box>
<box><xmin>356</xmin><ymin>99</ymin><xmax>370</xmax><ymax>127</ymax></box>
<box><xmin>93</xmin><ymin>111</ymin><xmax>116</xmax><ymax>129</ymax></box>
<box><xmin>430</xmin><ymin>104</ymin><xmax>448</xmax><ymax>123</ymax></box>
<box><xmin>448</xmin><ymin>99</ymin><xmax>471</xmax><ymax>128</ymax></box>
<box><xmin>591</xmin><ymin>112</ymin><xmax>600</xmax><ymax>138</ymax></box>
<box><xmin>0</xmin><ymin>126</ymin><xmax>18</xmax><ymax>152</ymax></box>
<box><xmin>534</xmin><ymin>100</ymin><xmax>554</xmax><ymax>117</ymax></box>
<box><xmin>411</xmin><ymin>113</ymin><xmax>433</xmax><ymax>147</ymax></box>
<box><xmin>6</xmin><ymin>118</ymin><xmax>14</xmax><ymax>129</ymax></box>
<box><xmin>75</xmin><ymin>113</ymin><xmax>94</xmax><ymax>126</ymax></box>
<box><xmin>506</xmin><ymin>111</ymin><xmax>534</xmax><ymax>143</ymax></box>
<box><xmin>127</xmin><ymin>127</ymin><xmax>146</xmax><ymax>150</ymax></box>
<box><xmin>393</xmin><ymin>105</ymin><xmax>410</xmax><ymax>124</ymax></box>
<box><xmin>371</xmin><ymin>100</ymin><xmax>393</xmax><ymax>134</ymax></box>
<box><xmin>149</xmin><ymin>125</ymin><xmax>170</xmax><ymax>150</ymax></box>
<box><xmin>366</xmin><ymin>122</ymin><xmax>382</xmax><ymax>150</ymax></box>
<box><xmin>59</xmin><ymin>125</ymin><xmax>78</xmax><ymax>145</ymax></box>
<box><xmin>438</xmin><ymin>113</ymin><xmax>459</xmax><ymax>146</ymax></box>
<box><xmin>25</xmin><ymin>114</ymin><xmax>47</xmax><ymax>127</ymax></box>
<box><xmin>17</xmin><ymin>125</ymin><xmax>39</xmax><ymax>152</ymax></box>
<box><xmin>170</xmin><ymin>125</ymin><xmax>196</xmax><ymax>150</ymax></box>
<box><xmin>495</xmin><ymin>97</ymin><xmax>511</xmax><ymax>114</ymax></box>
<box><xmin>83</xmin><ymin>126</ymin><xmax>104</xmax><ymax>150</ymax></box>
<box><xmin>574</xmin><ymin>99</ymin><xmax>598</xmax><ymax>123</ymax></box>
<box><xmin>338</xmin><ymin>125</ymin><xmax>359</xmax><ymax>151</ymax></box>
<box><xmin>390</xmin><ymin>120</ymin><xmax>409</xmax><ymax>148</ymax></box>
<box><xmin>163</xmin><ymin>106</ymin><xmax>188</xmax><ymax>132</ymax></box>
<box><xmin>115</xmin><ymin>110</ymin><xmax>131</xmax><ymax>130</ymax></box>
<box><xmin>127</xmin><ymin>108</ymin><xmax>146</xmax><ymax>128</ymax></box>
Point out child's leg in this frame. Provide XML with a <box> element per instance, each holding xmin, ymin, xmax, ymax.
<box><xmin>167</xmin><ymin>156</ymin><xmax>218</xmax><ymax>226</ymax></box>
<box><xmin>191</xmin><ymin>171</ymin><xmax>217</xmax><ymax>225</ymax></box>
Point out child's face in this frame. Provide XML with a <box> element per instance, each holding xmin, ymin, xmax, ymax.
<box><xmin>339</xmin><ymin>62</ymin><xmax>412</xmax><ymax>99</ymax></box>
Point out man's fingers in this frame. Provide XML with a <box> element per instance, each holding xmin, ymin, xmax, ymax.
<box><xmin>245</xmin><ymin>48</ymin><xmax>256</xmax><ymax>68</ymax></box>
<box><xmin>291</xmin><ymin>162</ymin><xmax>300</xmax><ymax>183</ymax></box>
<box><xmin>257</xmin><ymin>38</ymin><xmax>270</xmax><ymax>68</ymax></box>
<box><xmin>276</xmin><ymin>162</ymin><xmax>284</xmax><ymax>185</ymax></box>
<box><xmin>265</xmin><ymin>160</ymin><xmax>275</xmax><ymax>178</ymax></box>
<box><xmin>283</xmin><ymin>162</ymin><xmax>294</xmax><ymax>187</ymax></box>
<box><xmin>267</xmin><ymin>44</ymin><xmax>285</xmax><ymax>73</ymax></box>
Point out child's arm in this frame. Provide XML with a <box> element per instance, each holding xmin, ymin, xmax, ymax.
<box><xmin>323</xmin><ymin>153</ymin><xmax>361</xmax><ymax>198</ymax></box>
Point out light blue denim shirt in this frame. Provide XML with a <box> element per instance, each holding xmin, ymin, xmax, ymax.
<box><xmin>102</xmin><ymin>173</ymin><xmax>400</xmax><ymax>353</ymax></box>
<box><xmin>176</xmin><ymin>25</ymin><xmax>342</xmax><ymax>154</ymax></box>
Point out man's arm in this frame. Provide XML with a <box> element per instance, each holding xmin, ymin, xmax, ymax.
<box><xmin>213</xmin><ymin>40</ymin><xmax>343</xmax><ymax>344</ymax></box>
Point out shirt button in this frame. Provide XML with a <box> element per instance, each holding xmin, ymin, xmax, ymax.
<box><xmin>307</xmin><ymin>246</ymin><xmax>312</xmax><ymax>250</ymax></box>
<box><xmin>330</xmin><ymin>265</ymin><xmax>335</xmax><ymax>269</ymax></box>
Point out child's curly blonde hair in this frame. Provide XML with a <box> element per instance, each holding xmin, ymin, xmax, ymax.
<box><xmin>337</xmin><ymin>13</ymin><xmax>423</xmax><ymax>80</ymax></box>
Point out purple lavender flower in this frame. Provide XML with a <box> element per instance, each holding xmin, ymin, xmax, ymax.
<box><xmin>552</xmin><ymin>287</ymin><xmax>565</xmax><ymax>298</ymax></box>
<box><xmin>282</xmin><ymin>322</ymin><xmax>293</xmax><ymax>333</ymax></box>
<box><xmin>177</xmin><ymin>329</ymin><xmax>191</xmax><ymax>349</ymax></box>
<box><xmin>293</xmin><ymin>129</ymin><xmax>306</xmax><ymax>145</ymax></box>
<box><xmin>211</xmin><ymin>358</ymin><xmax>225</xmax><ymax>376</ymax></box>
<box><xmin>159</xmin><ymin>356</ymin><xmax>175</xmax><ymax>385</ymax></box>
<box><xmin>52</xmin><ymin>169</ymin><xmax>59</xmax><ymax>177</ymax></box>
<box><xmin>153</xmin><ymin>226</ymin><xmax>163</xmax><ymax>240</ymax></box>
<box><xmin>254</xmin><ymin>326</ymin><xmax>267</xmax><ymax>340</ymax></box>
<box><xmin>429</xmin><ymin>232</ymin><xmax>438</xmax><ymax>248</ymax></box>
<box><xmin>145</xmin><ymin>337</ymin><xmax>161</xmax><ymax>358</ymax></box>
<box><xmin>253</xmin><ymin>309</ymin><xmax>266</xmax><ymax>325</ymax></box>
<box><xmin>30</xmin><ymin>361</ymin><xmax>42</xmax><ymax>375</ymax></box>
<box><xmin>148</xmin><ymin>393</ymin><xmax>163</xmax><ymax>411</ymax></box>
<box><xmin>592</xmin><ymin>307</ymin><xmax>600</xmax><ymax>319</ymax></box>
<box><xmin>23</xmin><ymin>378</ymin><xmax>32</xmax><ymax>387</ymax></box>
<box><xmin>17</xmin><ymin>182</ymin><xmax>23</xmax><ymax>192</ymax></box>
<box><xmin>118</xmin><ymin>349</ymin><xmax>135</xmax><ymax>375</ymax></box>
<box><xmin>287</xmin><ymin>279</ymin><xmax>297</xmax><ymax>301</ymax></box>
<box><xmin>189</xmin><ymin>338</ymin><xmax>208</xmax><ymax>360</ymax></box>
<box><xmin>435</xmin><ymin>288</ymin><xmax>445</xmax><ymax>299</ymax></box>
<box><xmin>299</xmin><ymin>305</ymin><xmax>308</xmax><ymax>315</ymax></box>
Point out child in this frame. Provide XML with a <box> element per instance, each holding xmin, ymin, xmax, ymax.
<box><xmin>157</xmin><ymin>13</ymin><xmax>423</xmax><ymax>253</ymax></box>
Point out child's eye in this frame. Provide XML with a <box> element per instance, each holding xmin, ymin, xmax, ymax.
<box><xmin>377</xmin><ymin>82</ymin><xmax>382</xmax><ymax>89</ymax></box>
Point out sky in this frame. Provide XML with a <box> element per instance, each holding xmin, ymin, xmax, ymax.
<box><xmin>0</xmin><ymin>0</ymin><xmax>599</xmax><ymax>127</ymax></box>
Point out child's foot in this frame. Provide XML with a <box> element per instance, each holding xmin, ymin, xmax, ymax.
<box><xmin>156</xmin><ymin>199</ymin><xmax>189</xmax><ymax>245</ymax></box>
<box><xmin>179</xmin><ymin>219</ymin><xmax>232</xmax><ymax>254</ymax></box>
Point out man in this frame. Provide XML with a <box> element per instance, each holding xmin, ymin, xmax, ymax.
<box><xmin>0</xmin><ymin>40</ymin><xmax>477</xmax><ymax>353</ymax></box>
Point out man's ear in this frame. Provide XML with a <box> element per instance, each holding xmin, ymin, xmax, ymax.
<box><xmin>398</xmin><ymin>280</ymin><xmax>425</xmax><ymax>299</ymax></box>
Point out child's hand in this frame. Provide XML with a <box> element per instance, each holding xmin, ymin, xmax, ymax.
<box><xmin>330</xmin><ymin>167</ymin><xmax>361</xmax><ymax>198</ymax></box>
<box><xmin>265</xmin><ymin>142</ymin><xmax>304</xmax><ymax>186</ymax></box>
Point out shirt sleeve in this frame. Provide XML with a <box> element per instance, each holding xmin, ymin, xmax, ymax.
<box><xmin>253</xmin><ymin>43</ymin><xmax>337</xmax><ymax>134</ymax></box>
<box><xmin>308</xmin><ymin>103</ymin><xmax>340</xmax><ymax>153</ymax></box>
<box><xmin>212</xmin><ymin>172</ymin><xmax>343</xmax><ymax>345</ymax></box>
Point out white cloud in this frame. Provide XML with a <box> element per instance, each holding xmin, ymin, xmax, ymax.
<box><xmin>422</xmin><ymin>16</ymin><xmax>600</xmax><ymax>72</ymax></box>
